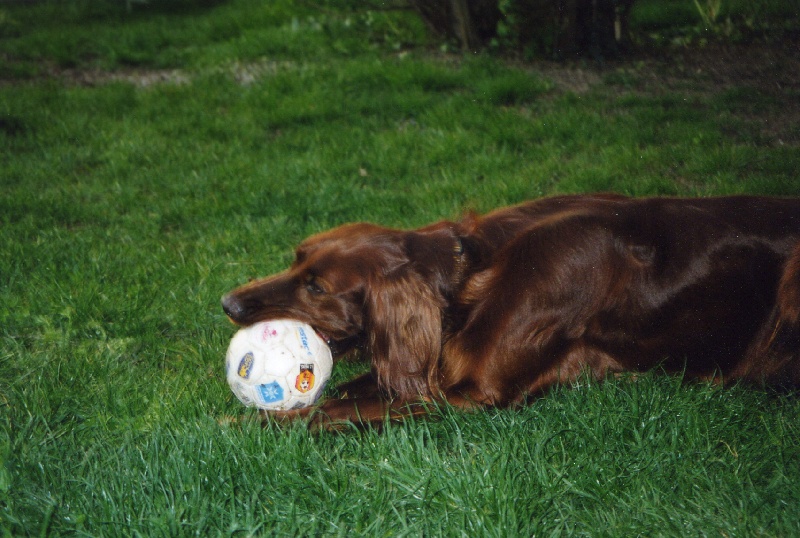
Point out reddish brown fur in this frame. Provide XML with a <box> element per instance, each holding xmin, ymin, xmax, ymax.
<box><xmin>221</xmin><ymin>194</ymin><xmax>800</xmax><ymax>428</ymax></box>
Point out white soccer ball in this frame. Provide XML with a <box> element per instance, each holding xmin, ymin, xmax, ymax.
<box><xmin>225</xmin><ymin>319</ymin><xmax>333</xmax><ymax>411</ymax></box>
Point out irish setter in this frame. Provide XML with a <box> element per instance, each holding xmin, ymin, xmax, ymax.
<box><xmin>221</xmin><ymin>194</ymin><xmax>800</xmax><ymax>427</ymax></box>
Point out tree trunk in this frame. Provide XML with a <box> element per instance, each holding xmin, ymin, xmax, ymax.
<box><xmin>450</xmin><ymin>0</ymin><xmax>480</xmax><ymax>51</ymax></box>
<box><xmin>571</xmin><ymin>0</ymin><xmax>634</xmax><ymax>58</ymax></box>
<box><xmin>408</xmin><ymin>0</ymin><xmax>635</xmax><ymax>58</ymax></box>
<box><xmin>406</xmin><ymin>0</ymin><xmax>502</xmax><ymax>51</ymax></box>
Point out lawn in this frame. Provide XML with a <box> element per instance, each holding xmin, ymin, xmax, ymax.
<box><xmin>1</xmin><ymin>0</ymin><xmax>800</xmax><ymax>535</ymax></box>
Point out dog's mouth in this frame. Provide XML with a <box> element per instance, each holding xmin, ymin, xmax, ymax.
<box><xmin>314</xmin><ymin>328</ymin><xmax>332</xmax><ymax>346</ymax></box>
<box><xmin>311</xmin><ymin>327</ymin><xmax>360</xmax><ymax>358</ymax></box>
<box><xmin>313</xmin><ymin>327</ymin><xmax>343</xmax><ymax>356</ymax></box>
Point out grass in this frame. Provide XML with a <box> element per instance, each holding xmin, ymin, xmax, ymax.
<box><xmin>2</xmin><ymin>0</ymin><xmax>800</xmax><ymax>535</ymax></box>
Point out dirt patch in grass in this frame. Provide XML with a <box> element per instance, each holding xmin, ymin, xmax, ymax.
<box><xmin>661</xmin><ymin>39</ymin><xmax>799</xmax><ymax>145</ymax></box>
<box><xmin>540</xmin><ymin>37</ymin><xmax>800</xmax><ymax>145</ymax></box>
<box><xmin>8</xmin><ymin>38</ymin><xmax>797</xmax><ymax>93</ymax></box>
<box><xmin>49</xmin><ymin>65</ymin><xmax>192</xmax><ymax>87</ymax></box>
<box><xmin>0</xmin><ymin>57</ymin><xmax>300</xmax><ymax>87</ymax></box>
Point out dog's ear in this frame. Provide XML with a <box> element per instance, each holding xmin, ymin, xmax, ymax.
<box><xmin>402</xmin><ymin>225</ymin><xmax>467</xmax><ymax>298</ymax></box>
<box><xmin>365</xmin><ymin>266</ymin><xmax>444</xmax><ymax>400</ymax></box>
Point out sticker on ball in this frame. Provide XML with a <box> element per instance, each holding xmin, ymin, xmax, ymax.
<box><xmin>225</xmin><ymin>319</ymin><xmax>333</xmax><ymax>410</ymax></box>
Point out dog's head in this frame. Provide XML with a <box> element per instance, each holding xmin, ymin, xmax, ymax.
<box><xmin>221</xmin><ymin>222</ymin><xmax>463</xmax><ymax>398</ymax></box>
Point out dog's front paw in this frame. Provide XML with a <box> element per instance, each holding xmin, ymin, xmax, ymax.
<box><xmin>261</xmin><ymin>404</ymin><xmax>365</xmax><ymax>433</ymax></box>
<box><xmin>259</xmin><ymin>406</ymin><xmax>312</xmax><ymax>425</ymax></box>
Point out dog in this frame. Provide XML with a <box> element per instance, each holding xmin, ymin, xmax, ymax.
<box><xmin>222</xmin><ymin>194</ymin><xmax>800</xmax><ymax>427</ymax></box>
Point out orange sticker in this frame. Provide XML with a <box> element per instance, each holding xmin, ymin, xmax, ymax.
<box><xmin>295</xmin><ymin>365</ymin><xmax>315</xmax><ymax>393</ymax></box>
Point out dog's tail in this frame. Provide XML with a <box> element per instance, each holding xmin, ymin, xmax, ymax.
<box><xmin>776</xmin><ymin>241</ymin><xmax>800</xmax><ymax>336</ymax></box>
<box><xmin>767</xmin><ymin>240</ymin><xmax>800</xmax><ymax>384</ymax></box>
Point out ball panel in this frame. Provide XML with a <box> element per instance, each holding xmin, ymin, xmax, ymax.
<box><xmin>254</xmin><ymin>379</ymin><xmax>287</xmax><ymax>407</ymax></box>
<box><xmin>228</xmin><ymin>379</ymin><xmax>257</xmax><ymax>408</ymax></box>
<box><xmin>260</xmin><ymin>345</ymin><xmax>296</xmax><ymax>378</ymax></box>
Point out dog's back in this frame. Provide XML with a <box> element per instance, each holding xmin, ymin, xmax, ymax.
<box><xmin>445</xmin><ymin>195</ymin><xmax>800</xmax><ymax>398</ymax></box>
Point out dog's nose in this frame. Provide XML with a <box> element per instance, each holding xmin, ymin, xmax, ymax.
<box><xmin>221</xmin><ymin>293</ymin><xmax>246</xmax><ymax>322</ymax></box>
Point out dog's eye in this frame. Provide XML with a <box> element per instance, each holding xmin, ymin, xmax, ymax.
<box><xmin>306</xmin><ymin>280</ymin><xmax>325</xmax><ymax>295</ymax></box>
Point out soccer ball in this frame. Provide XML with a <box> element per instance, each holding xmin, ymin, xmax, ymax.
<box><xmin>225</xmin><ymin>319</ymin><xmax>333</xmax><ymax>411</ymax></box>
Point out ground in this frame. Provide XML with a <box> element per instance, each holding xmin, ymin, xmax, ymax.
<box><xmin>541</xmin><ymin>37</ymin><xmax>800</xmax><ymax>145</ymax></box>
<box><xmin>8</xmin><ymin>36</ymin><xmax>797</xmax><ymax>147</ymax></box>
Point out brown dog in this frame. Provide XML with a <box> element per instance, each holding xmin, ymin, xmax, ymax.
<box><xmin>222</xmin><ymin>194</ymin><xmax>800</xmax><ymax>427</ymax></box>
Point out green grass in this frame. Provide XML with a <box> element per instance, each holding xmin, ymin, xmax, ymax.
<box><xmin>2</xmin><ymin>0</ymin><xmax>800</xmax><ymax>535</ymax></box>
